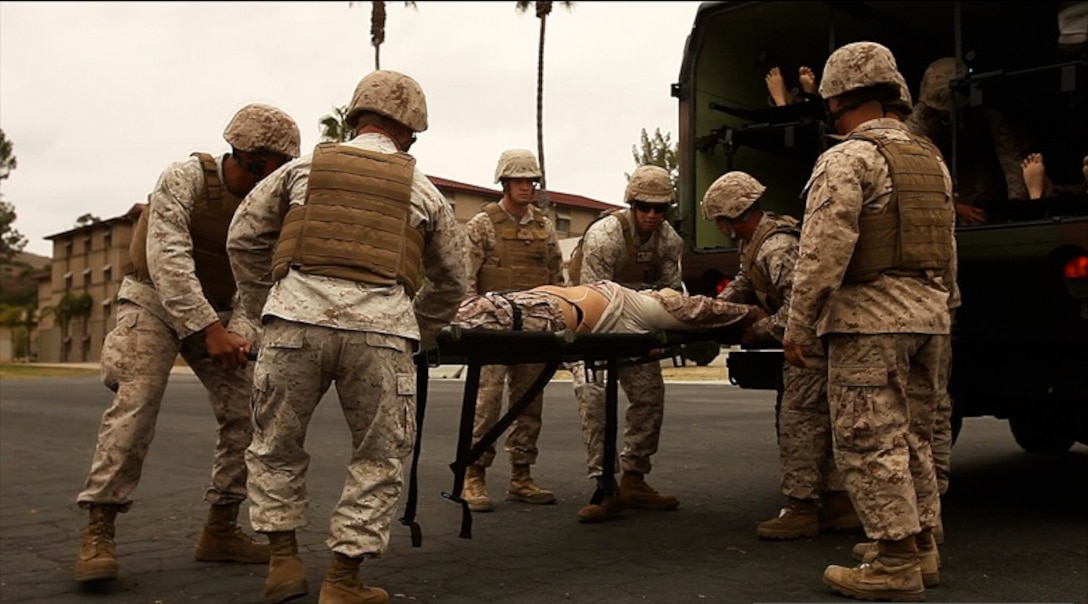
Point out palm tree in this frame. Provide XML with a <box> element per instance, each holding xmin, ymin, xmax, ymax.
<box><xmin>357</xmin><ymin>1</ymin><xmax>418</xmax><ymax>71</ymax></box>
<box><xmin>319</xmin><ymin>105</ymin><xmax>352</xmax><ymax>143</ymax></box>
<box><xmin>630</xmin><ymin>127</ymin><xmax>679</xmax><ymax>196</ymax></box>
<box><xmin>515</xmin><ymin>2</ymin><xmax>574</xmax><ymax>213</ymax></box>
<box><xmin>40</xmin><ymin>292</ymin><xmax>91</xmax><ymax>362</ymax></box>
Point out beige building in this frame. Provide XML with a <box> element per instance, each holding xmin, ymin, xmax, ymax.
<box><xmin>34</xmin><ymin>176</ymin><xmax>620</xmax><ymax>363</ymax></box>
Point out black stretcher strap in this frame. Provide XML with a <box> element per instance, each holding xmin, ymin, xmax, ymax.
<box><xmin>398</xmin><ymin>351</ymin><xmax>431</xmax><ymax>547</ymax></box>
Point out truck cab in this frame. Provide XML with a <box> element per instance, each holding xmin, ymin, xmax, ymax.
<box><xmin>672</xmin><ymin>1</ymin><xmax>1088</xmax><ymax>452</ymax></box>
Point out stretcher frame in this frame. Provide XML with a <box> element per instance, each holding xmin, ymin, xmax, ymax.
<box><xmin>399</xmin><ymin>324</ymin><xmax>744</xmax><ymax>545</ymax></box>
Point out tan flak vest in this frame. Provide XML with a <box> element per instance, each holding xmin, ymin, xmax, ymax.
<box><xmin>739</xmin><ymin>212</ymin><xmax>800</xmax><ymax>312</ymax></box>
<box><xmin>475</xmin><ymin>202</ymin><xmax>553</xmax><ymax>293</ymax></box>
<box><xmin>568</xmin><ymin>209</ymin><xmax>663</xmax><ymax>288</ymax></box>
<box><xmin>843</xmin><ymin>130</ymin><xmax>955</xmax><ymax>284</ymax></box>
<box><xmin>271</xmin><ymin>143</ymin><xmax>424</xmax><ymax>295</ymax></box>
<box><xmin>127</xmin><ymin>152</ymin><xmax>241</xmax><ymax>308</ymax></box>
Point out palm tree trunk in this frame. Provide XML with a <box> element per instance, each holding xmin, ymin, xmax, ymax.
<box><xmin>535</xmin><ymin>13</ymin><xmax>549</xmax><ymax>212</ymax></box>
<box><xmin>372</xmin><ymin>1</ymin><xmax>387</xmax><ymax>70</ymax></box>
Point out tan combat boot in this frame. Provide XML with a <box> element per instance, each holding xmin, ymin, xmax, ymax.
<box><xmin>757</xmin><ymin>497</ymin><xmax>820</xmax><ymax>539</ymax></box>
<box><xmin>263</xmin><ymin>531</ymin><xmax>308</xmax><ymax>604</ymax></box>
<box><xmin>75</xmin><ymin>504</ymin><xmax>121</xmax><ymax>582</ymax></box>
<box><xmin>825</xmin><ymin>538</ymin><xmax>925</xmax><ymax>601</ymax></box>
<box><xmin>462</xmin><ymin>465</ymin><xmax>494</xmax><ymax>512</ymax></box>
<box><xmin>818</xmin><ymin>491</ymin><xmax>862</xmax><ymax>532</ymax></box>
<box><xmin>506</xmin><ymin>463</ymin><xmax>557</xmax><ymax>504</ymax></box>
<box><xmin>853</xmin><ymin>530</ymin><xmax>941</xmax><ymax>587</ymax></box>
<box><xmin>619</xmin><ymin>471</ymin><xmax>679</xmax><ymax>510</ymax></box>
<box><xmin>194</xmin><ymin>501</ymin><xmax>270</xmax><ymax>563</ymax></box>
<box><xmin>318</xmin><ymin>552</ymin><xmax>389</xmax><ymax>604</ymax></box>
<box><xmin>577</xmin><ymin>478</ymin><xmax>624</xmax><ymax>523</ymax></box>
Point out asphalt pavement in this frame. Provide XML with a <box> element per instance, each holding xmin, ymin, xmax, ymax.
<box><xmin>1</xmin><ymin>371</ymin><xmax>1086</xmax><ymax>604</ymax></box>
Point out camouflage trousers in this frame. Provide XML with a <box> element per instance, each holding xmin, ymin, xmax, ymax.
<box><xmin>473</xmin><ymin>364</ymin><xmax>547</xmax><ymax>468</ymax></box>
<box><xmin>778</xmin><ymin>357</ymin><xmax>843</xmax><ymax>500</ymax></box>
<box><xmin>570</xmin><ymin>359</ymin><xmax>666</xmax><ymax>478</ymax></box>
<box><xmin>932</xmin><ymin>334</ymin><xmax>953</xmax><ymax>495</ymax></box>
<box><xmin>827</xmin><ymin>333</ymin><xmax>943</xmax><ymax>541</ymax></box>
<box><xmin>78</xmin><ymin>300</ymin><xmax>254</xmax><ymax>510</ymax></box>
<box><xmin>245</xmin><ymin>318</ymin><xmax>416</xmax><ymax>559</ymax></box>
<box><xmin>453</xmin><ymin>291</ymin><xmax>567</xmax><ymax>333</ymax></box>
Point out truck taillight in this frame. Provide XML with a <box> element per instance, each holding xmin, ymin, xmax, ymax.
<box><xmin>1063</xmin><ymin>256</ymin><xmax>1088</xmax><ymax>280</ymax></box>
<box><xmin>1064</xmin><ymin>256</ymin><xmax>1088</xmax><ymax>309</ymax></box>
<box><xmin>715</xmin><ymin>276</ymin><xmax>732</xmax><ymax>294</ymax></box>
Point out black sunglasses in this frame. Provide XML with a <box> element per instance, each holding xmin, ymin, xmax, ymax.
<box><xmin>633</xmin><ymin>201</ymin><xmax>671</xmax><ymax>214</ymax></box>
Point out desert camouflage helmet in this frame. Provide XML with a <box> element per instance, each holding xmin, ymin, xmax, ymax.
<box><xmin>222</xmin><ymin>103</ymin><xmax>301</xmax><ymax>158</ymax></box>
<box><xmin>818</xmin><ymin>41</ymin><xmax>905</xmax><ymax>100</ymax></box>
<box><xmin>346</xmin><ymin>70</ymin><xmax>428</xmax><ymax>132</ymax></box>
<box><xmin>494</xmin><ymin>149</ymin><xmax>542</xmax><ymax>183</ymax></box>
<box><xmin>701</xmin><ymin>171</ymin><xmax>766</xmax><ymax>221</ymax></box>
<box><xmin>894</xmin><ymin>71</ymin><xmax>913</xmax><ymax>106</ymax></box>
<box><xmin>625</xmin><ymin>165</ymin><xmax>674</xmax><ymax>204</ymax></box>
<box><xmin>919</xmin><ymin>57</ymin><xmax>966</xmax><ymax>112</ymax></box>
<box><xmin>886</xmin><ymin>70</ymin><xmax>914</xmax><ymax>116</ymax></box>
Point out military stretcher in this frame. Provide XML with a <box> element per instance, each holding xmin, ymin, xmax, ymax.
<box><xmin>399</xmin><ymin>324</ymin><xmax>746</xmax><ymax>546</ymax></box>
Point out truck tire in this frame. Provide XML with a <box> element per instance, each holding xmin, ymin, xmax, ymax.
<box><xmin>1008</xmin><ymin>412</ymin><xmax>1075</xmax><ymax>454</ymax></box>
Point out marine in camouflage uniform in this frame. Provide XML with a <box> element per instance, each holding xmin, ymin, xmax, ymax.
<box><xmin>568</xmin><ymin>165</ymin><xmax>685</xmax><ymax>524</ymax></box>
<box><xmin>905</xmin><ymin>57</ymin><xmax>1031</xmax><ymax>213</ymax></box>
<box><xmin>74</xmin><ymin>104</ymin><xmax>301</xmax><ymax>584</ymax></box>
<box><xmin>461</xmin><ymin>149</ymin><xmax>565</xmax><ymax>512</ymax></box>
<box><xmin>782</xmin><ymin>42</ymin><xmax>957</xmax><ymax>601</ymax></box>
<box><xmin>899</xmin><ymin>62</ymin><xmax>965</xmax><ymax>541</ymax></box>
<box><xmin>227</xmin><ymin>70</ymin><xmax>468</xmax><ymax>604</ymax></box>
<box><xmin>703</xmin><ymin>172</ymin><xmax>860</xmax><ymax>540</ymax></box>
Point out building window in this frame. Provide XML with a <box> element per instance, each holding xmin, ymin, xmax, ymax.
<box><xmin>63</xmin><ymin>272</ymin><xmax>73</xmax><ymax>291</ymax></box>
<box><xmin>104</xmin><ymin>229</ymin><xmax>112</xmax><ymax>248</ymax></box>
<box><xmin>82</xmin><ymin>268</ymin><xmax>92</xmax><ymax>288</ymax></box>
<box><xmin>64</xmin><ymin>241</ymin><xmax>73</xmax><ymax>258</ymax></box>
<box><xmin>555</xmin><ymin>213</ymin><xmax>571</xmax><ymax>236</ymax></box>
<box><xmin>102</xmin><ymin>299</ymin><xmax>113</xmax><ymax>322</ymax></box>
<box><xmin>102</xmin><ymin>264</ymin><xmax>112</xmax><ymax>284</ymax></box>
<box><xmin>84</xmin><ymin>236</ymin><xmax>92</xmax><ymax>255</ymax></box>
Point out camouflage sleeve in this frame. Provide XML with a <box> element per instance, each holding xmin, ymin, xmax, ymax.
<box><xmin>655</xmin><ymin>224</ymin><xmax>684</xmax><ymax>290</ymax></box>
<box><xmin>462</xmin><ymin>212</ymin><xmax>494</xmax><ymax>294</ymax></box>
<box><xmin>718</xmin><ymin>270</ymin><xmax>756</xmax><ymax>304</ymax></box>
<box><xmin>984</xmin><ymin>108</ymin><xmax>1029</xmax><ymax>199</ymax></box>
<box><xmin>543</xmin><ymin>217</ymin><xmax>565</xmax><ymax>286</ymax></box>
<box><xmin>947</xmin><ymin>233</ymin><xmax>961</xmax><ymax>310</ymax></box>
<box><xmin>785</xmin><ymin>149</ymin><xmax>862</xmax><ymax>346</ymax></box>
<box><xmin>752</xmin><ymin>233</ymin><xmax>797</xmax><ymax>343</ymax></box>
<box><xmin>226</xmin><ymin>162</ymin><xmax>298</xmax><ymax>343</ymax></box>
<box><xmin>577</xmin><ymin>216</ymin><xmax>625</xmax><ymax>283</ymax></box>
<box><xmin>933</xmin><ymin>152</ymin><xmax>962</xmax><ymax>310</ymax></box>
<box><xmin>413</xmin><ymin>174</ymin><xmax>469</xmax><ymax>347</ymax></box>
<box><xmin>145</xmin><ymin>158</ymin><xmax>219</xmax><ymax>339</ymax></box>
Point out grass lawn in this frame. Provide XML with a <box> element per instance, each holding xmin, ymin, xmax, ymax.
<box><xmin>0</xmin><ymin>364</ymin><xmax>100</xmax><ymax>379</ymax></box>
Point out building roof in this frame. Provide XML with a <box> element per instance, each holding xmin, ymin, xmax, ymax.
<box><xmin>428</xmin><ymin>175</ymin><xmax>620</xmax><ymax>212</ymax></box>
<box><xmin>44</xmin><ymin>204</ymin><xmax>144</xmax><ymax>241</ymax></box>
<box><xmin>43</xmin><ymin>177</ymin><xmax>620</xmax><ymax>241</ymax></box>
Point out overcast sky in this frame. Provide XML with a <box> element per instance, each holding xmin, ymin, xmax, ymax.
<box><xmin>0</xmin><ymin>1</ymin><xmax>703</xmax><ymax>257</ymax></box>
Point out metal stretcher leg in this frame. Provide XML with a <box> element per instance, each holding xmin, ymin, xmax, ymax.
<box><xmin>590</xmin><ymin>357</ymin><xmax>620</xmax><ymax>504</ymax></box>
<box><xmin>446</xmin><ymin>357</ymin><xmax>559</xmax><ymax>539</ymax></box>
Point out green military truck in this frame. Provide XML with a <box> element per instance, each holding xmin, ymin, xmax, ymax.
<box><xmin>671</xmin><ymin>1</ymin><xmax>1088</xmax><ymax>452</ymax></box>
